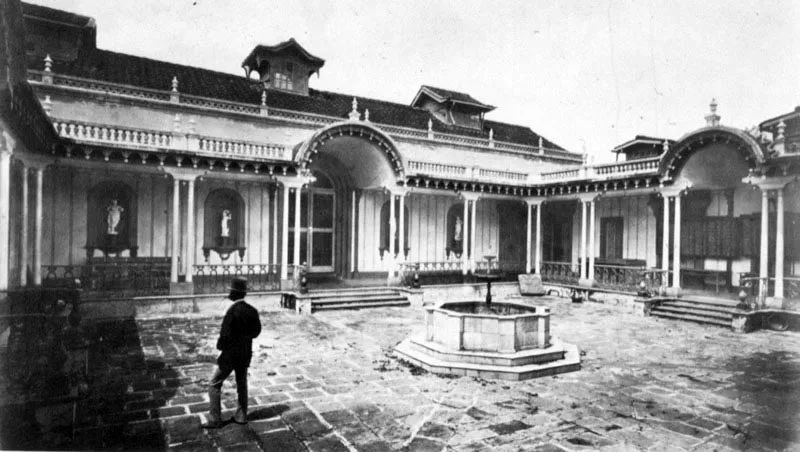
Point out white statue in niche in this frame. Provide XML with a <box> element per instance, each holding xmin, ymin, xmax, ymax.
<box><xmin>220</xmin><ymin>210</ymin><xmax>232</xmax><ymax>238</ymax></box>
<box><xmin>106</xmin><ymin>199</ymin><xmax>124</xmax><ymax>235</ymax></box>
<box><xmin>454</xmin><ymin>216</ymin><xmax>463</xmax><ymax>242</ymax></box>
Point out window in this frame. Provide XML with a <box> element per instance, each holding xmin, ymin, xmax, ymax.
<box><xmin>274</xmin><ymin>72</ymin><xmax>293</xmax><ymax>90</ymax></box>
<box><xmin>600</xmin><ymin>217</ymin><xmax>623</xmax><ymax>260</ymax></box>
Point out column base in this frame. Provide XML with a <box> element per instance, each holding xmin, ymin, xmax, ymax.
<box><xmin>578</xmin><ymin>278</ymin><xmax>595</xmax><ymax>288</ymax></box>
<box><xmin>169</xmin><ymin>282</ymin><xmax>194</xmax><ymax>296</ymax></box>
<box><xmin>664</xmin><ymin>287</ymin><xmax>682</xmax><ymax>297</ymax></box>
<box><xmin>764</xmin><ymin>296</ymin><xmax>785</xmax><ymax>309</ymax></box>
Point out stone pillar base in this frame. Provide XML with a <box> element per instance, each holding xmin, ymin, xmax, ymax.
<box><xmin>664</xmin><ymin>287</ymin><xmax>682</xmax><ymax>297</ymax></box>
<box><xmin>169</xmin><ymin>282</ymin><xmax>194</xmax><ymax>295</ymax></box>
<box><xmin>578</xmin><ymin>278</ymin><xmax>595</xmax><ymax>288</ymax></box>
<box><xmin>764</xmin><ymin>297</ymin><xmax>785</xmax><ymax>309</ymax></box>
<box><xmin>280</xmin><ymin>279</ymin><xmax>296</xmax><ymax>291</ymax></box>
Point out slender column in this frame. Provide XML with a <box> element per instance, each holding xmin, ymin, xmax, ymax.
<box><xmin>662</xmin><ymin>194</ymin><xmax>670</xmax><ymax>283</ymax></box>
<box><xmin>672</xmin><ymin>193</ymin><xmax>682</xmax><ymax>289</ymax></box>
<box><xmin>33</xmin><ymin>168</ymin><xmax>43</xmax><ymax>285</ymax></box>
<box><xmin>588</xmin><ymin>200</ymin><xmax>596</xmax><ymax>281</ymax></box>
<box><xmin>470</xmin><ymin>199</ymin><xmax>477</xmax><ymax>273</ymax></box>
<box><xmin>775</xmin><ymin>188</ymin><xmax>785</xmax><ymax>298</ymax></box>
<box><xmin>350</xmin><ymin>190</ymin><xmax>356</xmax><ymax>273</ymax></box>
<box><xmin>20</xmin><ymin>166</ymin><xmax>28</xmax><ymax>286</ymax></box>
<box><xmin>535</xmin><ymin>203</ymin><xmax>542</xmax><ymax>274</ymax></box>
<box><xmin>264</xmin><ymin>187</ymin><xmax>270</xmax><ymax>266</ymax></box>
<box><xmin>280</xmin><ymin>185</ymin><xmax>290</xmax><ymax>280</ymax></box>
<box><xmin>759</xmin><ymin>190</ymin><xmax>769</xmax><ymax>297</ymax></box>
<box><xmin>185</xmin><ymin>179</ymin><xmax>195</xmax><ymax>283</ymax></box>
<box><xmin>389</xmin><ymin>193</ymin><xmax>396</xmax><ymax>276</ymax></box>
<box><xmin>462</xmin><ymin>200</ymin><xmax>469</xmax><ymax>275</ymax></box>
<box><xmin>525</xmin><ymin>203</ymin><xmax>532</xmax><ymax>274</ymax></box>
<box><xmin>580</xmin><ymin>200</ymin><xmax>588</xmax><ymax>280</ymax></box>
<box><xmin>272</xmin><ymin>187</ymin><xmax>278</xmax><ymax>270</ymax></box>
<box><xmin>293</xmin><ymin>186</ymin><xmax>301</xmax><ymax>268</ymax></box>
<box><xmin>398</xmin><ymin>193</ymin><xmax>406</xmax><ymax>260</ymax></box>
<box><xmin>0</xmin><ymin>149</ymin><xmax>11</xmax><ymax>292</ymax></box>
<box><xmin>170</xmin><ymin>177</ymin><xmax>180</xmax><ymax>283</ymax></box>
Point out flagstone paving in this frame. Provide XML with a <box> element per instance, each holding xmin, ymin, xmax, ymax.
<box><xmin>3</xmin><ymin>295</ymin><xmax>800</xmax><ymax>451</ymax></box>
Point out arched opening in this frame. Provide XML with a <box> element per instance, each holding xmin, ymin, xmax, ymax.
<box><xmin>86</xmin><ymin>181</ymin><xmax>137</xmax><ymax>257</ymax></box>
<box><xmin>288</xmin><ymin>168</ymin><xmax>339</xmax><ymax>273</ymax></box>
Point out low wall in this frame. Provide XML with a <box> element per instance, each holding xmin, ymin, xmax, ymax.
<box><xmin>421</xmin><ymin>282</ymin><xmax>520</xmax><ymax>305</ymax></box>
<box><xmin>79</xmin><ymin>292</ymin><xmax>284</xmax><ymax>320</ymax></box>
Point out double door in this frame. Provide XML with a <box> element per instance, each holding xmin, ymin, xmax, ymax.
<box><xmin>289</xmin><ymin>189</ymin><xmax>335</xmax><ymax>273</ymax></box>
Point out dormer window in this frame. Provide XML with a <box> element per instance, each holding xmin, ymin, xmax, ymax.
<box><xmin>242</xmin><ymin>39</ymin><xmax>325</xmax><ymax>96</ymax></box>
<box><xmin>410</xmin><ymin>85</ymin><xmax>495</xmax><ymax>130</ymax></box>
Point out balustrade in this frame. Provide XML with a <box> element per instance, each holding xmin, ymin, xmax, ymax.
<box><xmin>193</xmin><ymin>264</ymin><xmax>281</xmax><ymax>294</ymax></box>
<box><xmin>43</xmin><ymin>260</ymin><xmax>170</xmax><ymax>299</ymax></box>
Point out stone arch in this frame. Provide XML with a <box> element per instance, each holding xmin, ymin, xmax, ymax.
<box><xmin>659</xmin><ymin>126</ymin><xmax>766</xmax><ymax>181</ymax></box>
<box><xmin>294</xmin><ymin>122</ymin><xmax>405</xmax><ymax>182</ymax></box>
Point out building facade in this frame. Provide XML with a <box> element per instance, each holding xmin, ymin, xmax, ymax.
<box><xmin>2</xmin><ymin>3</ymin><xmax>799</xmax><ymax>310</ymax></box>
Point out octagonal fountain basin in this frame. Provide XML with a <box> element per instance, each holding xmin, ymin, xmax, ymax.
<box><xmin>395</xmin><ymin>301</ymin><xmax>581</xmax><ymax>381</ymax></box>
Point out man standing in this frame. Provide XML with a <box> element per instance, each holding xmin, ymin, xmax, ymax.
<box><xmin>202</xmin><ymin>276</ymin><xmax>262</xmax><ymax>428</ymax></box>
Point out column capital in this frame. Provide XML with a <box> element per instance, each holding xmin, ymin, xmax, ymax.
<box><xmin>658</xmin><ymin>181</ymin><xmax>691</xmax><ymax>197</ymax></box>
<box><xmin>275</xmin><ymin>174</ymin><xmax>312</xmax><ymax>189</ymax></box>
<box><xmin>575</xmin><ymin>192</ymin><xmax>600</xmax><ymax>203</ymax></box>
<box><xmin>742</xmin><ymin>174</ymin><xmax>797</xmax><ymax>191</ymax></box>
<box><xmin>159</xmin><ymin>166</ymin><xmax>206</xmax><ymax>181</ymax></box>
<box><xmin>524</xmin><ymin>197</ymin><xmax>546</xmax><ymax>207</ymax></box>
<box><xmin>13</xmin><ymin>152</ymin><xmax>54</xmax><ymax>170</ymax></box>
<box><xmin>459</xmin><ymin>191</ymin><xmax>481</xmax><ymax>202</ymax></box>
<box><xmin>1</xmin><ymin>128</ymin><xmax>17</xmax><ymax>156</ymax></box>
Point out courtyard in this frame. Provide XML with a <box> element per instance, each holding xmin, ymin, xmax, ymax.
<box><xmin>2</xmin><ymin>295</ymin><xmax>800</xmax><ymax>452</ymax></box>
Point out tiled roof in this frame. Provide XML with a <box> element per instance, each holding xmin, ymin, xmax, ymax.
<box><xmin>33</xmin><ymin>48</ymin><xmax>569</xmax><ymax>152</ymax></box>
<box><xmin>22</xmin><ymin>2</ymin><xmax>94</xmax><ymax>28</ymax></box>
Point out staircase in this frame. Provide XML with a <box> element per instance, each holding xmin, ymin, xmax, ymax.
<box><xmin>303</xmin><ymin>287</ymin><xmax>410</xmax><ymax>312</ymax></box>
<box><xmin>649</xmin><ymin>296</ymin><xmax>741</xmax><ymax>328</ymax></box>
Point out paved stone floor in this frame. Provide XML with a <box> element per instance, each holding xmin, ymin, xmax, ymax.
<box><xmin>3</xmin><ymin>295</ymin><xmax>800</xmax><ymax>451</ymax></box>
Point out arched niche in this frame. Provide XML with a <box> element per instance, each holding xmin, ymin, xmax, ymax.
<box><xmin>379</xmin><ymin>199</ymin><xmax>410</xmax><ymax>259</ymax></box>
<box><xmin>446</xmin><ymin>203</ymin><xmax>471</xmax><ymax>259</ymax></box>
<box><xmin>202</xmin><ymin>188</ymin><xmax>246</xmax><ymax>262</ymax></box>
<box><xmin>86</xmin><ymin>181</ymin><xmax>137</xmax><ymax>257</ymax></box>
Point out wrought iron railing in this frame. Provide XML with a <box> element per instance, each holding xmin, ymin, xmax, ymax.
<box><xmin>593</xmin><ymin>264</ymin><xmax>668</xmax><ymax>294</ymax></box>
<box><xmin>540</xmin><ymin>261</ymin><xmax>580</xmax><ymax>285</ymax></box>
<box><xmin>43</xmin><ymin>261</ymin><xmax>170</xmax><ymax>299</ymax></box>
<box><xmin>739</xmin><ymin>275</ymin><xmax>800</xmax><ymax>306</ymax></box>
<box><xmin>193</xmin><ymin>264</ymin><xmax>281</xmax><ymax>294</ymax></box>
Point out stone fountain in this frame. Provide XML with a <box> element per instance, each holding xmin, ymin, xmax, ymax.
<box><xmin>395</xmin><ymin>257</ymin><xmax>581</xmax><ymax>380</ymax></box>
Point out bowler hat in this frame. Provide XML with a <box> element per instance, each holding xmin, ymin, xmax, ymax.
<box><xmin>230</xmin><ymin>276</ymin><xmax>248</xmax><ymax>293</ymax></box>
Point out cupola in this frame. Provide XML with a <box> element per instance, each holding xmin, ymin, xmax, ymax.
<box><xmin>241</xmin><ymin>38</ymin><xmax>325</xmax><ymax>96</ymax></box>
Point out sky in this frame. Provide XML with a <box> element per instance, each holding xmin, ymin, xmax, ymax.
<box><xmin>27</xmin><ymin>0</ymin><xmax>799</xmax><ymax>162</ymax></box>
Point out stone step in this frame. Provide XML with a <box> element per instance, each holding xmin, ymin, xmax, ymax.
<box><xmin>312</xmin><ymin>300</ymin><xmax>410</xmax><ymax>311</ymax></box>
<box><xmin>677</xmin><ymin>296</ymin><xmax>740</xmax><ymax>308</ymax></box>
<box><xmin>404</xmin><ymin>337</ymin><xmax>567</xmax><ymax>367</ymax></box>
<box><xmin>304</xmin><ymin>289</ymin><xmax>400</xmax><ymax>299</ymax></box>
<box><xmin>659</xmin><ymin>300</ymin><xmax>741</xmax><ymax>315</ymax></box>
<box><xmin>311</xmin><ymin>294</ymin><xmax>407</xmax><ymax>304</ymax></box>
<box><xmin>394</xmin><ymin>338</ymin><xmax>582</xmax><ymax>381</ymax></box>
<box><xmin>653</xmin><ymin>304</ymin><xmax>734</xmax><ymax>321</ymax></box>
<box><xmin>649</xmin><ymin>310</ymin><xmax>732</xmax><ymax>327</ymax></box>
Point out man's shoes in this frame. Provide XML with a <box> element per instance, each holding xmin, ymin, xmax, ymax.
<box><xmin>232</xmin><ymin>415</ymin><xmax>248</xmax><ymax>425</ymax></box>
<box><xmin>201</xmin><ymin>420</ymin><xmax>224</xmax><ymax>429</ymax></box>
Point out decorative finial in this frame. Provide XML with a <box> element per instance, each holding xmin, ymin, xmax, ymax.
<box><xmin>662</xmin><ymin>140</ymin><xmax>669</xmax><ymax>153</ymax></box>
<box><xmin>171</xmin><ymin>76</ymin><xmax>178</xmax><ymax>92</ymax></box>
<box><xmin>538</xmin><ymin>136</ymin><xmax>543</xmax><ymax>149</ymax></box>
<box><xmin>44</xmin><ymin>54</ymin><xmax>53</xmax><ymax>72</ymax></box>
<box><xmin>348</xmin><ymin>97</ymin><xmax>360</xmax><ymax>121</ymax></box>
<box><xmin>705</xmin><ymin>98</ymin><xmax>721</xmax><ymax>126</ymax></box>
<box><xmin>582</xmin><ymin>153</ymin><xmax>588</xmax><ymax>164</ymax></box>
<box><xmin>261</xmin><ymin>90</ymin><xmax>267</xmax><ymax>106</ymax></box>
<box><xmin>777</xmin><ymin>120</ymin><xmax>786</xmax><ymax>140</ymax></box>
<box><xmin>364</xmin><ymin>109</ymin><xmax>370</xmax><ymax>121</ymax></box>
<box><xmin>427</xmin><ymin>118</ymin><xmax>432</xmax><ymax>132</ymax></box>
<box><xmin>188</xmin><ymin>118</ymin><xmax>196</xmax><ymax>134</ymax></box>
<box><xmin>488</xmin><ymin>128</ymin><xmax>494</xmax><ymax>141</ymax></box>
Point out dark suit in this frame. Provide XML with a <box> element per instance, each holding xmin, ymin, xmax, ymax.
<box><xmin>208</xmin><ymin>298</ymin><xmax>261</xmax><ymax>424</ymax></box>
